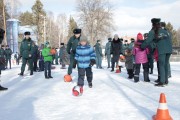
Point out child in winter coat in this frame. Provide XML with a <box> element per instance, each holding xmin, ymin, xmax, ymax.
<box><xmin>133</xmin><ymin>33</ymin><xmax>150</xmax><ymax>83</ymax></box>
<box><xmin>42</xmin><ymin>42</ymin><xmax>53</xmax><ymax>79</ymax></box>
<box><xmin>124</xmin><ymin>48</ymin><xmax>134</xmax><ymax>79</ymax></box>
<box><xmin>74</xmin><ymin>36</ymin><xmax>96</xmax><ymax>88</ymax></box>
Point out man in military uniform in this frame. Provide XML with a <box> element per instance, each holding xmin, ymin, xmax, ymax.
<box><xmin>141</xmin><ymin>18</ymin><xmax>172</xmax><ymax>87</ymax></box>
<box><xmin>128</xmin><ymin>38</ymin><xmax>135</xmax><ymax>50</ymax></box>
<box><xmin>161</xmin><ymin>22</ymin><xmax>172</xmax><ymax>78</ymax></box>
<box><xmin>5</xmin><ymin>45</ymin><xmax>12</xmax><ymax>69</ymax></box>
<box><xmin>0</xmin><ymin>28</ymin><xmax>8</xmax><ymax>90</ymax></box>
<box><xmin>105</xmin><ymin>38</ymin><xmax>112</xmax><ymax>68</ymax></box>
<box><xmin>94</xmin><ymin>40</ymin><xmax>103</xmax><ymax>69</ymax></box>
<box><xmin>32</xmin><ymin>42</ymin><xmax>38</xmax><ymax>72</ymax></box>
<box><xmin>66</xmin><ymin>28</ymin><xmax>81</xmax><ymax>75</ymax></box>
<box><xmin>144</xmin><ymin>33</ymin><xmax>154</xmax><ymax>74</ymax></box>
<box><xmin>19</xmin><ymin>31</ymin><xmax>34</xmax><ymax>76</ymax></box>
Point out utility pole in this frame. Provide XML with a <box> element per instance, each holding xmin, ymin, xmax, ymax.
<box><xmin>2</xmin><ymin>0</ymin><xmax>7</xmax><ymax>45</ymax></box>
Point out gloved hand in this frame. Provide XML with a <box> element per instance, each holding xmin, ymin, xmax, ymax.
<box><xmin>89</xmin><ymin>59</ymin><xmax>96</xmax><ymax>67</ymax></box>
<box><xmin>73</xmin><ymin>60</ymin><xmax>77</xmax><ymax>68</ymax></box>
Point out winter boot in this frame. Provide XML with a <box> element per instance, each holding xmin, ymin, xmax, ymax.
<box><xmin>30</xmin><ymin>70</ymin><xmax>33</xmax><ymax>75</ymax></box>
<box><xmin>155</xmin><ymin>76</ymin><xmax>160</xmax><ymax>83</ymax></box>
<box><xmin>18</xmin><ymin>72</ymin><xmax>24</xmax><ymax>76</ymax></box>
<box><xmin>88</xmin><ymin>83</ymin><xmax>93</xmax><ymax>88</ymax></box>
<box><xmin>49</xmin><ymin>76</ymin><xmax>53</xmax><ymax>79</ymax></box>
<box><xmin>0</xmin><ymin>85</ymin><xmax>8</xmax><ymax>91</ymax></box>
<box><xmin>45</xmin><ymin>72</ymin><xmax>49</xmax><ymax>79</ymax></box>
<box><xmin>155</xmin><ymin>82</ymin><xmax>165</xmax><ymax>87</ymax></box>
<box><xmin>144</xmin><ymin>71</ymin><xmax>150</xmax><ymax>82</ymax></box>
<box><xmin>134</xmin><ymin>75</ymin><xmax>139</xmax><ymax>83</ymax></box>
<box><xmin>128</xmin><ymin>69</ymin><xmax>134</xmax><ymax>79</ymax></box>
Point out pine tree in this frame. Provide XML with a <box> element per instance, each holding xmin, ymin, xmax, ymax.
<box><xmin>67</xmin><ymin>16</ymin><xmax>78</xmax><ymax>39</ymax></box>
<box><xmin>32</xmin><ymin>0</ymin><xmax>46</xmax><ymax>45</ymax></box>
<box><xmin>19</xmin><ymin>11</ymin><xmax>34</xmax><ymax>26</ymax></box>
<box><xmin>166</xmin><ymin>22</ymin><xmax>177</xmax><ymax>46</ymax></box>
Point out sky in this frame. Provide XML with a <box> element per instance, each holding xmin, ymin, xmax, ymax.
<box><xmin>17</xmin><ymin>0</ymin><xmax>180</xmax><ymax>37</ymax></box>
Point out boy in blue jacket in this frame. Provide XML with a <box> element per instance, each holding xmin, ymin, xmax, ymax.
<box><xmin>74</xmin><ymin>36</ymin><xmax>96</xmax><ymax>88</ymax></box>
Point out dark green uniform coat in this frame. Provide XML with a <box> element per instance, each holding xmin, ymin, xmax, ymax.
<box><xmin>0</xmin><ymin>48</ymin><xmax>6</xmax><ymax>70</ymax></box>
<box><xmin>105</xmin><ymin>41</ymin><xmax>111</xmax><ymax>68</ymax></box>
<box><xmin>20</xmin><ymin>38</ymin><xmax>34</xmax><ymax>74</ymax></box>
<box><xmin>141</xmin><ymin>28</ymin><xmax>172</xmax><ymax>84</ymax></box>
<box><xmin>66</xmin><ymin>36</ymin><xmax>80</xmax><ymax>75</ymax></box>
<box><xmin>5</xmin><ymin>48</ymin><xmax>12</xmax><ymax>69</ymax></box>
<box><xmin>94</xmin><ymin>42</ymin><xmax>103</xmax><ymax>68</ymax></box>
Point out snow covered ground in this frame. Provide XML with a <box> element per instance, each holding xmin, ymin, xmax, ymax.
<box><xmin>0</xmin><ymin>61</ymin><xmax>180</xmax><ymax>120</ymax></box>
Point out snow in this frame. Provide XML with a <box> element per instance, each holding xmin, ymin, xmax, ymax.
<box><xmin>0</xmin><ymin>61</ymin><xmax>180</xmax><ymax>120</ymax></box>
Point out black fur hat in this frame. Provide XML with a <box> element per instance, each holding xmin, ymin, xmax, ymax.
<box><xmin>73</xmin><ymin>29</ymin><xmax>81</xmax><ymax>34</ymax></box>
<box><xmin>151</xmin><ymin>18</ymin><xmax>161</xmax><ymax>24</ymax></box>
<box><xmin>144</xmin><ymin>33</ymin><xmax>148</xmax><ymax>38</ymax></box>
<box><xmin>160</xmin><ymin>22</ymin><xmax>166</xmax><ymax>27</ymax></box>
<box><xmin>119</xmin><ymin>38</ymin><xmax>123</xmax><ymax>42</ymax></box>
<box><xmin>24</xmin><ymin>31</ymin><xmax>31</xmax><ymax>35</ymax></box>
<box><xmin>131</xmin><ymin>38</ymin><xmax>135</xmax><ymax>42</ymax></box>
<box><xmin>108</xmin><ymin>38</ymin><xmax>112</xmax><ymax>41</ymax></box>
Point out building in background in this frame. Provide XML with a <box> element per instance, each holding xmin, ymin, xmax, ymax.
<box><xmin>6</xmin><ymin>19</ymin><xmax>20</xmax><ymax>53</ymax></box>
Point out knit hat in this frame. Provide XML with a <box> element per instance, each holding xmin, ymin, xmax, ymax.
<box><xmin>73</xmin><ymin>28</ymin><xmax>81</xmax><ymax>34</ymax></box>
<box><xmin>114</xmin><ymin>34</ymin><xmax>119</xmax><ymax>38</ymax></box>
<box><xmin>24</xmin><ymin>31</ymin><xmax>31</xmax><ymax>35</ymax></box>
<box><xmin>60</xmin><ymin>43</ymin><xmax>64</xmax><ymax>45</ymax></box>
<box><xmin>137</xmin><ymin>33</ymin><xmax>143</xmax><ymax>40</ymax></box>
<box><xmin>79</xmin><ymin>36</ymin><xmax>88</xmax><ymax>42</ymax></box>
<box><xmin>45</xmin><ymin>41</ymin><xmax>50</xmax><ymax>46</ymax></box>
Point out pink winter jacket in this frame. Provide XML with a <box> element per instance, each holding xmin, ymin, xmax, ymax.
<box><xmin>133</xmin><ymin>47</ymin><xmax>149</xmax><ymax>64</ymax></box>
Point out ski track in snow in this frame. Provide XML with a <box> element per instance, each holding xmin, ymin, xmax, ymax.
<box><xmin>0</xmin><ymin>62</ymin><xmax>180</xmax><ymax>120</ymax></box>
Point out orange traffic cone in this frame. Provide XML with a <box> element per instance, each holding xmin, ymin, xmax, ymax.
<box><xmin>115</xmin><ymin>65</ymin><xmax>120</xmax><ymax>73</ymax></box>
<box><xmin>152</xmin><ymin>93</ymin><xmax>173</xmax><ymax>120</ymax></box>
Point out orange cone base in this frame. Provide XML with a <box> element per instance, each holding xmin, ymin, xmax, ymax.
<box><xmin>152</xmin><ymin>109</ymin><xmax>173</xmax><ymax>120</ymax></box>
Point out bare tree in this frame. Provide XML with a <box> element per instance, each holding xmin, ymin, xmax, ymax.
<box><xmin>6</xmin><ymin>0</ymin><xmax>21</xmax><ymax>19</ymax></box>
<box><xmin>76</xmin><ymin>0</ymin><xmax>114</xmax><ymax>45</ymax></box>
<box><xmin>56</xmin><ymin>14</ymin><xmax>68</xmax><ymax>46</ymax></box>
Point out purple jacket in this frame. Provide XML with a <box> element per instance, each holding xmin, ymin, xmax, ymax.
<box><xmin>133</xmin><ymin>47</ymin><xmax>149</xmax><ymax>64</ymax></box>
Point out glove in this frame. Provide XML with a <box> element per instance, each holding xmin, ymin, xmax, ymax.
<box><xmin>73</xmin><ymin>60</ymin><xmax>77</xmax><ymax>68</ymax></box>
<box><xmin>89</xmin><ymin>59</ymin><xmax>96</xmax><ymax>67</ymax></box>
